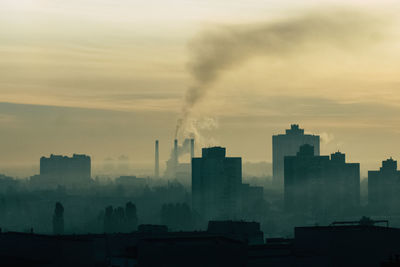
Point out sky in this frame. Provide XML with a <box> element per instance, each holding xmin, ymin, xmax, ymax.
<box><xmin>1</xmin><ymin>0</ymin><xmax>400</xmax><ymax>177</ymax></box>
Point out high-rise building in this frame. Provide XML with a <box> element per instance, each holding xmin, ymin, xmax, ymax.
<box><xmin>368</xmin><ymin>158</ymin><xmax>400</xmax><ymax>208</ymax></box>
<box><xmin>32</xmin><ymin>154</ymin><xmax>91</xmax><ymax>188</ymax></box>
<box><xmin>192</xmin><ymin>147</ymin><xmax>242</xmax><ymax>221</ymax></box>
<box><xmin>40</xmin><ymin>154</ymin><xmax>91</xmax><ymax>178</ymax></box>
<box><xmin>273</xmin><ymin>124</ymin><xmax>320</xmax><ymax>188</ymax></box>
<box><xmin>284</xmin><ymin>145</ymin><xmax>360</xmax><ymax>213</ymax></box>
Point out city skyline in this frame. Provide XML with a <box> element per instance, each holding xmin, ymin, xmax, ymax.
<box><xmin>1</xmin><ymin>1</ymin><xmax>400</xmax><ymax>176</ymax></box>
<box><xmin>0</xmin><ymin>120</ymin><xmax>399</xmax><ymax>178</ymax></box>
<box><xmin>2</xmin><ymin>2</ymin><xmax>400</xmax><ymax>266</ymax></box>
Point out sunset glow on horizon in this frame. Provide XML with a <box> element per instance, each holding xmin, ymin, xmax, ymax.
<box><xmin>1</xmin><ymin>0</ymin><xmax>400</xmax><ymax>176</ymax></box>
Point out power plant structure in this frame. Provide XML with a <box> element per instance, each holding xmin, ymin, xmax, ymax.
<box><xmin>160</xmin><ymin>138</ymin><xmax>195</xmax><ymax>184</ymax></box>
<box><xmin>174</xmin><ymin>139</ymin><xmax>179</xmax><ymax>172</ymax></box>
<box><xmin>190</xmin><ymin>138</ymin><xmax>195</xmax><ymax>159</ymax></box>
<box><xmin>154</xmin><ymin>140</ymin><xmax>159</xmax><ymax>178</ymax></box>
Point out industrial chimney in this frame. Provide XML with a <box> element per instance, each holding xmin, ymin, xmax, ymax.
<box><xmin>174</xmin><ymin>139</ymin><xmax>178</xmax><ymax>166</ymax></box>
<box><xmin>190</xmin><ymin>138</ymin><xmax>195</xmax><ymax>159</ymax></box>
<box><xmin>155</xmin><ymin>140</ymin><xmax>159</xmax><ymax>178</ymax></box>
<box><xmin>173</xmin><ymin>139</ymin><xmax>179</xmax><ymax>177</ymax></box>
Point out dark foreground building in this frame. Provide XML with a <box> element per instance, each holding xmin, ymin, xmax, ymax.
<box><xmin>293</xmin><ymin>220</ymin><xmax>399</xmax><ymax>267</ymax></box>
<box><xmin>207</xmin><ymin>220</ymin><xmax>264</xmax><ymax>245</ymax></box>
<box><xmin>0</xmin><ymin>221</ymin><xmax>261</xmax><ymax>267</ymax></box>
<box><xmin>284</xmin><ymin>145</ymin><xmax>360</xmax><ymax>214</ymax></box>
<box><xmin>138</xmin><ymin>236</ymin><xmax>247</xmax><ymax>267</ymax></box>
<box><xmin>0</xmin><ymin>218</ymin><xmax>398</xmax><ymax>267</ymax></box>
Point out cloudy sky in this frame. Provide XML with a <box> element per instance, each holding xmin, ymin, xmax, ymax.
<box><xmin>1</xmin><ymin>0</ymin><xmax>400</xmax><ymax>176</ymax></box>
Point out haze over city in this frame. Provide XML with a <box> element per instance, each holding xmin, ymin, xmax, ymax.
<box><xmin>1</xmin><ymin>0</ymin><xmax>400</xmax><ymax>177</ymax></box>
<box><xmin>3</xmin><ymin>1</ymin><xmax>400</xmax><ymax>266</ymax></box>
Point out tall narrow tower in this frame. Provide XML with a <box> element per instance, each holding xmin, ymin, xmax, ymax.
<box><xmin>190</xmin><ymin>138</ymin><xmax>195</xmax><ymax>159</ymax></box>
<box><xmin>174</xmin><ymin>139</ymin><xmax>179</xmax><ymax>174</ymax></box>
<box><xmin>174</xmin><ymin>139</ymin><xmax>178</xmax><ymax>163</ymax></box>
<box><xmin>155</xmin><ymin>140</ymin><xmax>159</xmax><ymax>178</ymax></box>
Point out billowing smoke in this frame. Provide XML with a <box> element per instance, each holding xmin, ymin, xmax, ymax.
<box><xmin>175</xmin><ymin>8</ymin><xmax>385</xmax><ymax>138</ymax></box>
<box><xmin>319</xmin><ymin>132</ymin><xmax>335</xmax><ymax>145</ymax></box>
<box><xmin>178</xmin><ymin>138</ymin><xmax>191</xmax><ymax>157</ymax></box>
<box><xmin>164</xmin><ymin>138</ymin><xmax>194</xmax><ymax>178</ymax></box>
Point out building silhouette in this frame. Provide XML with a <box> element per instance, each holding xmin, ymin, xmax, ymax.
<box><xmin>192</xmin><ymin>147</ymin><xmax>242</xmax><ymax>221</ymax></box>
<box><xmin>40</xmin><ymin>154</ymin><xmax>91</xmax><ymax>179</ymax></box>
<box><xmin>284</xmin><ymin>145</ymin><xmax>360</xmax><ymax>213</ymax></box>
<box><xmin>31</xmin><ymin>154</ymin><xmax>91</xmax><ymax>188</ymax></box>
<box><xmin>2</xmin><ymin>218</ymin><xmax>400</xmax><ymax>267</ymax></box>
<box><xmin>207</xmin><ymin>221</ymin><xmax>264</xmax><ymax>245</ymax></box>
<box><xmin>292</xmin><ymin>218</ymin><xmax>400</xmax><ymax>267</ymax></box>
<box><xmin>273</xmin><ymin>124</ymin><xmax>320</xmax><ymax>188</ymax></box>
<box><xmin>368</xmin><ymin>158</ymin><xmax>400</xmax><ymax>209</ymax></box>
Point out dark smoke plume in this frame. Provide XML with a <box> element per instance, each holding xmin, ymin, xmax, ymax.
<box><xmin>175</xmin><ymin>8</ymin><xmax>385</xmax><ymax>138</ymax></box>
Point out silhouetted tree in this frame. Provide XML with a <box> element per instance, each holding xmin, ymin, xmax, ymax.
<box><xmin>125</xmin><ymin>202</ymin><xmax>138</xmax><ymax>232</ymax></box>
<box><xmin>103</xmin><ymin>202</ymin><xmax>138</xmax><ymax>233</ymax></box>
<box><xmin>52</xmin><ymin>202</ymin><xmax>64</xmax><ymax>235</ymax></box>
<box><xmin>114</xmin><ymin>206</ymin><xmax>125</xmax><ymax>231</ymax></box>
<box><xmin>104</xmin><ymin>205</ymin><xmax>113</xmax><ymax>233</ymax></box>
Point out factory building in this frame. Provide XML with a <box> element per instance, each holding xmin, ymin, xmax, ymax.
<box><xmin>163</xmin><ymin>138</ymin><xmax>194</xmax><ymax>185</ymax></box>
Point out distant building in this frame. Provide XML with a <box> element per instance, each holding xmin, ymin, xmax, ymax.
<box><xmin>273</xmin><ymin>124</ymin><xmax>320</xmax><ymax>188</ymax></box>
<box><xmin>31</xmin><ymin>154</ymin><xmax>91</xmax><ymax>188</ymax></box>
<box><xmin>284</xmin><ymin>145</ymin><xmax>360</xmax><ymax>213</ymax></box>
<box><xmin>115</xmin><ymin>176</ymin><xmax>146</xmax><ymax>188</ymax></box>
<box><xmin>368</xmin><ymin>158</ymin><xmax>400</xmax><ymax>209</ymax></box>
<box><xmin>0</xmin><ymin>174</ymin><xmax>19</xmax><ymax>193</ymax></box>
<box><xmin>40</xmin><ymin>154</ymin><xmax>91</xmax><ymax>178</ymax></box>
<box><xmin>192</xmin><ymin>147</ymin><xmax>242</xmax><ymax>221</ymax></box>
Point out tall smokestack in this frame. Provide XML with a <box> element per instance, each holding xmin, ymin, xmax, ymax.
<box><xmin>155</xmin><ymin>140</ymin><xmax>159</xmax><ymax>178</ymax></box>
<box><xmin>174</xmin><ymin>139</ymin><xmax>178</xmax><ymax>166</ymax></box>
<box><xmin>190</xmin><ymin>138</ymin><xmax>195</xmax><ymax>159</ymax></box>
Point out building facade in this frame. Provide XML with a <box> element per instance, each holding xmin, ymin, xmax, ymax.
<box><xmin>284</xmin><ymin>145</ymin><xmax>360</xmax><ymax>214</ymax></box>
<box><xmin>32</xmin><ymin>154</ymin><xmax>91</xmax><ymax>188</ymax></box>
<box><xmin>192</xmin><ymin>147</ymin><xmax>242</xmax><ymax>221</ymax></box>
<box><xmin>368</xmin><ymin>158</ymin><xmax>400</xmax><ymax>209</ymax></box>
<box><xmin>273</xmin><ymin>124</ymin><xmax>320</xmax><ymax>188</ymax></box>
